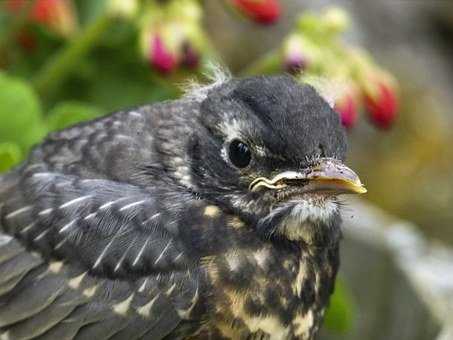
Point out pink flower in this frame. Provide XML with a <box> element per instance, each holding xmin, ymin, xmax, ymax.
<box><xmin>282</xmin><ymin>35</ymin><xmax>311</xmax><ymax>75</ymax></box>
<box><xmin>335</xmin><ymin>93</ymin><xmax>358</xmax><ymax>129</ymax></box>
<box><xmin>149</xmin><ymin>35</ymin><xmax>177</xmax><ymax>74</ymax></box>
<box><xmin>230</xmin><ymin>0</ymin><xmax>281</xmax><ymax>25</ymax></box>
<box><xmin>285</xmin><ymin>56</ymin><xmax>308</xmax><ymax>75</ymax></box>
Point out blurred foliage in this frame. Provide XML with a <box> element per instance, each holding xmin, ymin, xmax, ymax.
<box><xmin>348</xmin><ymin>77</ymin><xmax>453</xmax><ymax>244</ymax></box>
<box><xmin>0</xmin><ymin>73</ymin><xmax>46</xmax><ymax>152</ymax></box>
<box><xmin>0</xmin><ymin>0</ymin><xmax>179</xmax><ymax>173</ymax></box>
<box><xmin>0</xmin><ymin>142</ymin><xmax>22</xmax><ymax>172</ymax></box>
<box><xmin>46</xmin><ymin>101</ymin><xmax>103</xmax><ymax>130</ymax></box>
<box><xmin>324</xmin><ymin>279</ymin><xmax>355</xmax><ymax>334</ymax></box>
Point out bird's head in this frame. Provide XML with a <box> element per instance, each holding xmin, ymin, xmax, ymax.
<box><xmin>182</xmin><ymin>75</ymin><xmax>366</xmax><ymax>245</ymax></box>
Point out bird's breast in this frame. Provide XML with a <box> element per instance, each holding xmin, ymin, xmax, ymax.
<box><xmin>202</xmin><ymin>239</ymin><xmax>339</xmax><ymax>340</ymax></box>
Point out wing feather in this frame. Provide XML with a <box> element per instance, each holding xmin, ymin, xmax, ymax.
<box><xmin>3</xmin><ymin>291</ymin><xmax>79</xmax><ymax>340</ymax></box>
<box><xmin>1</xmin><ymin>171</ymin><xmax>191</xmax><ymax>278</ymax></box>
<box><xmin>0</xmin><ymin>269</ymin><xmax>66</xmax><ymax>327</ymax></box>
<box><xmin>0</xmin><ymin>172</ymin><xmax>202</xmax><ymax>339</ymax></box>
<box><xmin>0</xmin><ymin>234</ymin><xmax>198</xmax><ymax>340</ymax></box>
<box><xmin>0</xmin><ymin>105</ymin><xmax>205</xmax><ymax>339</ymax></box>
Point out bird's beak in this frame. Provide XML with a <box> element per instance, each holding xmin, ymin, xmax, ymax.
<box><xmin>249</xmin><ymin>158</ymin><xmax>366</xmax><ymax>195</ymax></box>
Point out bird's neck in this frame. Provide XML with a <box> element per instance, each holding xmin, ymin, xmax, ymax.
<box><xmin>276</xmin><ymin>214</ymin><xmax>342</xmax><ymax>248</ymax></box>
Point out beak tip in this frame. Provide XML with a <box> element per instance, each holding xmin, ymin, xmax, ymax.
<box><xmin>357</xmin><ymin>186</ymin><xmax>367</xmax><ymax>194</ymax></box>
<box><xmin>350</xmin><ymin>179</ymin><xmax>367</xmax><ymax>194</ymax></box>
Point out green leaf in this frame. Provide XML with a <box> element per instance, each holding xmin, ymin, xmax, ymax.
<box><xmin>0</xmin><ymin>73</ymin><xmax>47</xmax><ymax>151</ymax></box>
<box><xmin>324</xmin><ymin>279</ymin><xmax>355</xmax><ymax>334</ymax></box>
<box><xmin>46</xmin><ymin>101</ymin><xmax>104</xmax><ymax>131</ymax></box>
<box><xmin>0</xmin><ymin>142</ymin><xmax>22</xmax><ymax>173</ymax></box>
<box><xmin>82</xmin><ymin>46</ymin><xmax>178</xmax><ymax>111</ymax></box>
<box><xmin>76</xmin><ymin>0</ymin><xmax>109</xmax><ymax>25</ymax></box>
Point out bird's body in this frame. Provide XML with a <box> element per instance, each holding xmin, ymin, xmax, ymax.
<box><xmin>0</xmin><ymin>75</ymin><xmax>364</xmax><ymax>340</ymax></box>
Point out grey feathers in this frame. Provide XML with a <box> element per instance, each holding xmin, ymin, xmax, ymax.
<box><xmin>0</xmin><ymin>101</ymin><xmax>203</xmax><ymax>339</ymax></box>
<box><xmin>0</xmin><ymin>237</ymin><xmax>197</xmax><ymax>340</ymax></box>
<box><xmin>2</xmin><ymin>171</ymin><xmax>191</xmax><ymax>278</ymax></box>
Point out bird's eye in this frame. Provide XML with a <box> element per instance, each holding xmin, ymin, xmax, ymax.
<box><xmin>228</xmin><ymin>139</ymin><xmax>252</xmax><ymax>168</ymax></box>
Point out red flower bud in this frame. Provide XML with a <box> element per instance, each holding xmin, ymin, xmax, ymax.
<box><xmin>181</xmin><ymin>41</ymin><xmax>199</xmax><ymax>69</ymax></box>
<box><xmin>364</xmin><ymin>82</ymin><xmax>398</xmax><ymax>129</ymax></box>
<box><xmin>32</xmin><ymin>0</ymin><xmax>58</xmax><ymax>24</ymax></box>
<box><xmin>5</xmin><ymin>0</ymin><xmax>77</xmax><ymax>37</ymax></box>
<box><xmin>335</xmin><ymin>94</ymin><xmax>358</xmax><ymax>129</ymax></box>
<box><xmin>149</xmin><ymin>35</ymin><xmax>177</xmax><ymax>74</ymax></box>
<box><xmin>230</xmin><ymin>0</ymin><xmax>281</xmax><ymax>25</ymax></box>
<box><xmin>34</xmin><ymin>0</ymin><xmax>77</xmax><ymax>37</ymax></box>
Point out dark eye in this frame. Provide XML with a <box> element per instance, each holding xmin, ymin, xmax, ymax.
<box><xmin>228</xmin><ymin>139</ymin><xmax>252</xmax><ymax>168</ymax></box>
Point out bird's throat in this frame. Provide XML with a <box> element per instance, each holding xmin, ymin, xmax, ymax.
<box><xmin>275</xmin><ymin>198</ymin><xmax>341</xmax><ymax>245</ymax></box>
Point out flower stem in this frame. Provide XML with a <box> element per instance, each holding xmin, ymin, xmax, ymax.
<box><xmin>239</xmin><ymin>50</ymin><xmax>282</xmax><ymax>76</ymax></box>
<box><xmin>32</xmin><ymin>14</ymin><xmax>113</xmax><ymax>100</ymax></box>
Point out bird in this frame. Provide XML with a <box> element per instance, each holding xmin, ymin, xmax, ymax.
<box><xmin>0</xmin><ymin>74</ymin><xmax>366</xmax><ymax>340</ymax></box>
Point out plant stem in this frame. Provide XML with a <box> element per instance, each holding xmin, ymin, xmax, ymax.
<box><xmin>239</xmin><ymin>50</ymin><xmax>281</xmax><ymax>76</ymax></box>
<box><xmin>33</xmin><ymin>14</ymin><xmax>113</xmax><ymax>100</ymax></box>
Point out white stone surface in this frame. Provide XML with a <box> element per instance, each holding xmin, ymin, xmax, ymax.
<box><xmin>343</xmin><ymin>198</ymin><xmax>453</xmax><ymax>339</ymax></box>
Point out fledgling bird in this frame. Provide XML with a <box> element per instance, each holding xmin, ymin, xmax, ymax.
<box><xmin>0</xmin><ymin>74</ymin><xmax>365</xmax><ymax>340</ymax></box>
